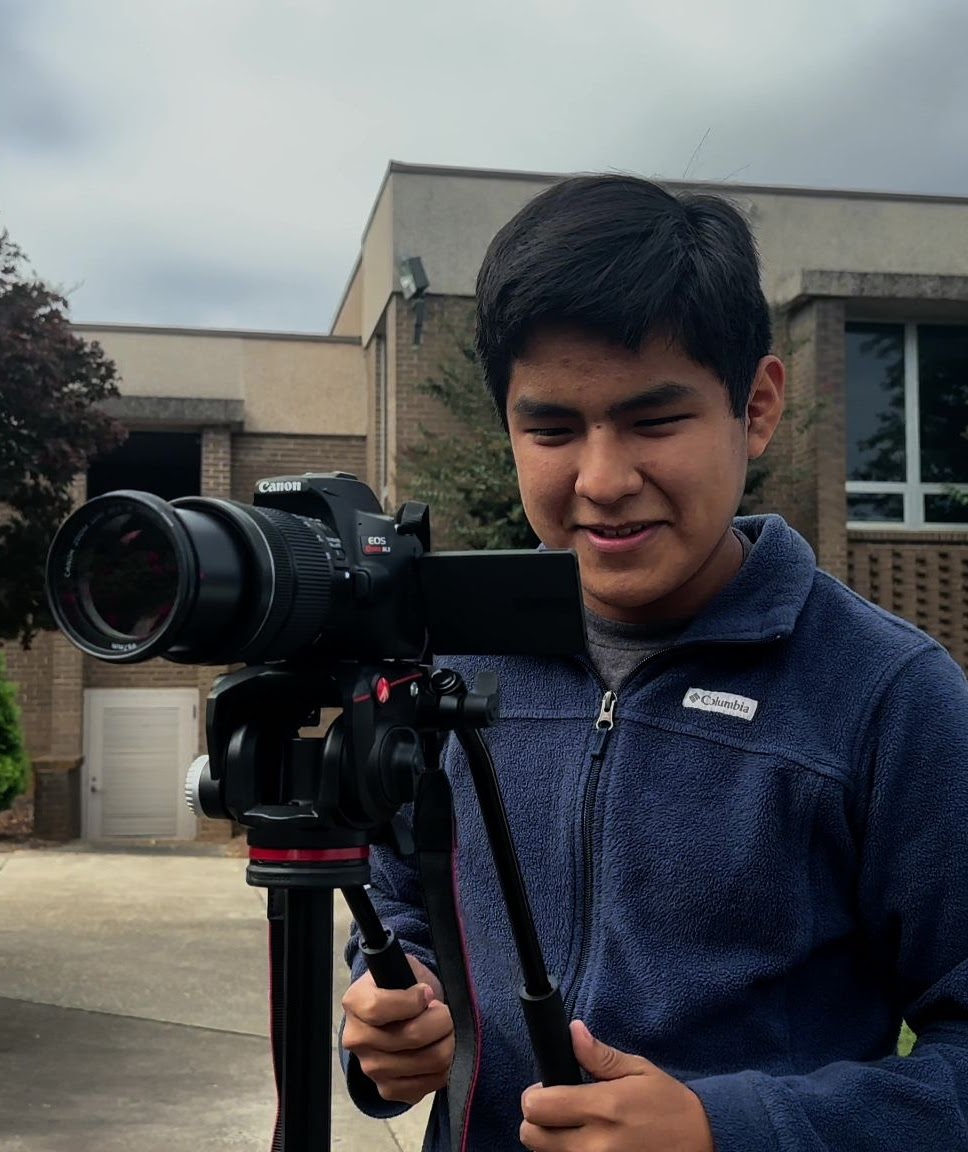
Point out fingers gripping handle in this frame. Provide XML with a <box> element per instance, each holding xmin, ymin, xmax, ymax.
<box><xmin>343</xmin><ymin>885</ymin><xmax>417</xmax><ymax>989</ymax></box>
<box><xmin>361</xmin><ymin>927</ymin><xmax>418</xmax><ymax>989</ymax></box>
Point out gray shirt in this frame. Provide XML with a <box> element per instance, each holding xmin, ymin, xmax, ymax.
<box><xmin>584</xmin><ymin>530</ymin><xmax>752</xmax><ymax>692</ymax></box>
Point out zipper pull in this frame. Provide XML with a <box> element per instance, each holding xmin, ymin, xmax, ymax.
<box><xmin>596</xmin><ymin>690</ymin><xmax>617</xmax><ymax>730</ymax></box>
<box><xmin>591</xmin><ymin>690</ymin><xmax>617</xmax><ymax>758</ymax></box>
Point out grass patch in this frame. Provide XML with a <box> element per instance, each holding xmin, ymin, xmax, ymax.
<box><xmin>898</xmin><ymin>1023</ymin><xmax>916</xmax><ymax>1056</ymax></box>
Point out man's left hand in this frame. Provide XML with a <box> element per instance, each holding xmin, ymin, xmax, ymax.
<box><xmin>519</xmin><ymin>1020</ymin><xmax>715</xmax><ymax>1152</ymax></box>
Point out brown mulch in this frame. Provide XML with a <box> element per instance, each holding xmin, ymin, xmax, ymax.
<box><xmin>0</xmin><ymin>793</ymin><xmax>47</xmax><ymax>850</ymax></box>
<box><xmin>0</xmin><ymin>793</ymin><xmax>33</xmax><ymax>836</ymax></box>
<box><xmin>0</xmin><ymin>790</ymin><xmax>249</xmax><ymax>854</ymax></box>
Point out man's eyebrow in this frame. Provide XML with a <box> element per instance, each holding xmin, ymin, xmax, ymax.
<box><xmin>511</xmin><ymin>382</ymin><xmax>697</xmax><ymax>421</ymax></box>
<box><xmin>606</xmin><ymin>382</ymin><xmax>697</xmax><ymax>418</ymax></box>
<box><xmin>510</xmin><ymin>398</ymin><xmax>581</xmax><ymax>420</ymax></box>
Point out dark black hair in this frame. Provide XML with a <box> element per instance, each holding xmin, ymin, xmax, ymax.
<box><xmin>474</xmin><ymin>174</ymin><xmax>772</xmax><ymax>422</ymax></box>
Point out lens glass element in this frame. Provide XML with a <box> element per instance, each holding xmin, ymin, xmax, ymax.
<box><xmin>76</xmin><ymin>512</ymin><xmax>180</xmax><ymax>641</ymax></box>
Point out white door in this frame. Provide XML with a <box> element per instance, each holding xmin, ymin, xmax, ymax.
<box><xmin>83</xmin><ymin>689</ymin><xmax>198</xmax><ymax>839</ymax></box>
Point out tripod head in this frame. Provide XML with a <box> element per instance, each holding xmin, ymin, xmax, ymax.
<box><xmin>187</xmin><ymin>660</ymin><xmax>499</xmax><ymax>868</ymax></box>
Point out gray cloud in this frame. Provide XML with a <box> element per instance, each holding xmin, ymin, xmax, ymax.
<box><xmin>0</xmin><ymin>2</ymin><xmax>95</xmax><ymax>153</ymax></box>
<box><xmin>2</xmin><ymin>0</ymin><xmax>966</xmax><ymax>332</ymax></box>
<box><xmin>68</xmin><ymin>253</ymin><xmax>344</xmax><ymax>333</ymax></box>
<box><xmin>676</xmin><ymin>0</ymin><xmax>968</xmax><ymax>193</ymax></box>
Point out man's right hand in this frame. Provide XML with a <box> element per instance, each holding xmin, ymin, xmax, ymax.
<box><xmin>342</xmin><ymin>954</ymin><xmax>456</xmax><ymax>1106</ymax></box>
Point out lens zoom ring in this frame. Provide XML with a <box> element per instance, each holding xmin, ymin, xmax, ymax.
<box><xmin>239</xmin><ymin>508</ymin><xmax>295</xmax><ymax>658</ymax></box>
<box><xmin>248</xmin><ymin>507</ymin><xmax>333</xmax><ymax>661</ymax></box>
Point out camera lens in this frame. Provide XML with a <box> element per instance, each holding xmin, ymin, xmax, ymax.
<box><xmin>77</xmin><ymin>511</ymin><xmax>179</xmax><ymax>642</ymax></box>
<box><xmin>46</xmin><ymin>490</ymin><xmax>337</xmax><ymax>665</ymax></box>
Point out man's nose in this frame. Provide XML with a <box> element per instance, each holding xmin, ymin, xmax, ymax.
<box><xmin>574</xmin><ymin>434</ymin><xmax>644</xmax><ymax>505</ymax></box>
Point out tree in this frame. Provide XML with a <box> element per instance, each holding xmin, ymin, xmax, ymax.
<box><xmin>0</xmin><ymin>651</ymin><xmax>29</xmax><ymax>810</ymax></box>
<box><xmin>404</xmin><ymin>334</ymin><xmax>538</xmax><ymax>550</ymax></box>
<box><xmin>0</xmin><ymin>229</ymin><xmax>125</xmax><ymax>647</ymax></box>
<box><xmin>949</xmin><ymin>425</ymin><xmax>968</xmax><ymax>513</ymax></box>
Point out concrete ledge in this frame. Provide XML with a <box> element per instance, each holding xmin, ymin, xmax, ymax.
<box><xmin>99</xmin><ymin>395</ymin><xmax>246</xmax><ymax>429</ymax></box>
<box><xmin>778</xmin><ymin>270</ymin><xmax>968</xmax><ymax>310</ymax></box>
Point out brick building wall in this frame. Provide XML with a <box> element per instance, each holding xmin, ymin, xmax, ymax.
<box><xmin>231</xmin><ymin>433</ymin><xmax>367</xmax><ymax>502</ymax></box>
<box><xmin>761</xmin><ymin>299</ymin><xmax>849</xmax><ymax>581</ymax></box>
<box><xmin>3</xmin><ymin>474</ymin><xmax>89</xmax><ymax>764</ymax></box>
<box><xmin>201</xmin><ymin>426</ymin><xmax>232</xmax><ymax>498</ymax></box>
<box><xmin>364</xmin><ymin>336</ymin><xmax>382</xmax><ymax>496</ymax></box>
<box><xmin>847</xmin><ymin>535</ymin><xmax>968</xmax><ymax>670</ymax></box>
<box><xmin>2</xmin><ymin>633</ymin><xmax>52</xmax><ymax>757</ymax></box>
<box><xmin>389</xmin><ymin>295</ymin><xmax>478</xmax><ymax>535</ymax></box>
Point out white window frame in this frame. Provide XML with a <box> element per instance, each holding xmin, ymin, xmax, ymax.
<box><xmin>846</xmin><ymin>321</ymin><xmax>968</xmax><ymax>531</ymax></box>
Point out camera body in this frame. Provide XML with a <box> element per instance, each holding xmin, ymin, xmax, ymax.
<box><xmin>244</xmin><ymin>471</ymin><xmax>430</xmax><ymax>662</ymax></box>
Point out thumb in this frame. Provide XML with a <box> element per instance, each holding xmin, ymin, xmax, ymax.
<box><xmin>406</xmin><ymin>955</ymin><xmax>445</xmax><ymax>1003</ymax></box>
<box><xmin>570</xmin><ymin>1020</ymin><xmax>651</xmax><ymax>1082</ymax></box>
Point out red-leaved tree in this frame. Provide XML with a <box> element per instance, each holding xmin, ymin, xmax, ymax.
<box><xmin>0</xmin><ymin>228</ymin><xmax>126</xmax><ymax>647</ymax></box>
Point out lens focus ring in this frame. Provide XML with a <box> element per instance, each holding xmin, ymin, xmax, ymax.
<box><xmin>244</xmin><ymin>507</ymin><xmax>333</xmax><ymax>662</ymax></box>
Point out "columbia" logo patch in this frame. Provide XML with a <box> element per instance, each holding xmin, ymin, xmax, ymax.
<box><xmin>683</xmin><ymin>688</ymin><xmax>759</xmax><ymax>721</ymax></box>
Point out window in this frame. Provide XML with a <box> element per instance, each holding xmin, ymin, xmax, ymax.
<box><xmin>846</xmin><ymin>322</ymin><xmax>968</xmax><ymax>528</ymax></box>
<box><xmin>87</xmin><ymin>431</ymin><xmax>201</xmax><ymax>501</ymax></box>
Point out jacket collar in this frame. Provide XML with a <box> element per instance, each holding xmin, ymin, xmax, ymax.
<box><xmin>676</xmin><ymin>515</ymin><xmax>817</xmax><ymax>647</ymax></box>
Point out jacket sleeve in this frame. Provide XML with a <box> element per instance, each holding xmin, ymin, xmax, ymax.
<box><xmin>339</xmin><ymin>805</ymin><xmax>439</xmax><ymax>1119</ymax></box>
<box><xmin>689</xmin><ymin>644</ymin><xmax>968</xmax><ymax>1151</ymax></box>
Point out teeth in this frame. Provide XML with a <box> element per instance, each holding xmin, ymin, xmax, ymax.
<box><xmin>595</xmin><ymin>524</ymin><xmax>644</xmax><ymax>538</ymax></box>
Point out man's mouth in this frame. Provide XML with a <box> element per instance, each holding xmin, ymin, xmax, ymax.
<box><xmin>584</xmin><ymin>522</ymin><xmax>651</xmax><ymax>538</ymax></box>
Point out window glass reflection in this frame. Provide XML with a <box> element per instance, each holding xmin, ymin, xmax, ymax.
<box><xmin>924</xmin><ymin>494</ymin><xmax>968</xmax><ymax>524</ymax></box>
<box><xmin>847</xmin><ymin>493</ymin><xmax>904</xmax><ymax>521</ymax></box>
<box><xmin>918</xmin><ymin>325</ymin><xmax>968</xmax><ymax>484</ymax></box>
<box><xmin>846</xmin><ymin>323</ymin><xmax>906</xmax><ymax>483</ymax></box>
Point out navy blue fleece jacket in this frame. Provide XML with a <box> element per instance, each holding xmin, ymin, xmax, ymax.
<box><xmin>342</xmin><ymin>515</ymin><xmax>968</xmax><ymax>1151</ymax></box>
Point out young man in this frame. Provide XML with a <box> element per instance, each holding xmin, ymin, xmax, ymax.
<box><xmin>341</xmin><ymin>175</ymin><xmax>968</xmax><ymax>1151</ymax></box>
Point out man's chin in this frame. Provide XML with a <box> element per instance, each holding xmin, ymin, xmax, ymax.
<box><xmin>583</xmin><ymin>583</ymin><xmax>668</xmax><ymax>622</ymax></box>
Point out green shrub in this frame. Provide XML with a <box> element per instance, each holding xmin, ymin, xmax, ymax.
<box><xmin>0</xmin><ymin>651</ymin><xmax>29</xmax><ymax>811</ymax></box>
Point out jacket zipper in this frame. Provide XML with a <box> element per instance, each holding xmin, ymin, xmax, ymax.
<box><xmin>566</xmin><ymin>688</ymin><xmax>617</xmax><ymax>1020</ymax></box>
<box><xmin>564</xmin><ymin>635</ymin><xmax>784</xmax><ymax>1018</ymax></box>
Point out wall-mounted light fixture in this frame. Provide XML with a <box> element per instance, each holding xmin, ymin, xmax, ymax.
<box><xmin>398</xmin><ymin>256</ymin><xmax>429</xmax><ymax>345</ymax></box>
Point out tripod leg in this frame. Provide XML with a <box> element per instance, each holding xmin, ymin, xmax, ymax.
<box><xmin>279</xmin><ymin>888</ymin><xmax>334</xmax><ymax>1152</ymax></box>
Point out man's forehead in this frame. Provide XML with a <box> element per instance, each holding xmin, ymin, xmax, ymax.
<box><xmin>509</xmin><ymin>381</ymin><xmax>698</xmax><ymax>420</ymax></box>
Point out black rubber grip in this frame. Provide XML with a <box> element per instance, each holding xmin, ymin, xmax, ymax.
<box><xmin>361</xmin><ymin>928</ymin><xmax>417</xmax><ymax>989</ymax></box>
<box><xmin>519</xmin><ymin>983</ymin><xmax>582</xmax><ymax>1085</ymax></box>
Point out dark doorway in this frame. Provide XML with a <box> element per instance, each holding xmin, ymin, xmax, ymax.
<box><xmin>87</xmin><ymin>431</ymin><xmax>202</xmax><ymax>501</ymax></box>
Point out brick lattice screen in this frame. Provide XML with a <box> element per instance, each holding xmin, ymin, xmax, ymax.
<box><xmin>847</xmin><ymin>537</ymin><xmax>968</xmax><ymax>671</ymax></box>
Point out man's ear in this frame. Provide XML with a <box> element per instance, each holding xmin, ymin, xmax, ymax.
<box><xmin>746</xmin><ymin>356</ymin><xmax>785</xmax><ymax>461</ymax></box>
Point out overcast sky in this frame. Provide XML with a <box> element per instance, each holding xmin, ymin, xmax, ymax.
<box><xmin>2</xmin><ymin>0</ymin><xmax>967</xmax><ymax>333</ymax></box>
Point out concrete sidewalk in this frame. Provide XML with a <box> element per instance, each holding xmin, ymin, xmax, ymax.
<box><xmin>0</xmin><ymin>848</ymin><xmax>431</xmax><ymax>1152</ymax></box>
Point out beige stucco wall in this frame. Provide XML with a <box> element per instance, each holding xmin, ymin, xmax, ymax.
<box><xmin>390</xmin><ymin>170</ymin><xmax>551</xmax><ymax>299</ymax></box>
<box><xmin>360</xmin><ymin>178</ymin><xmax>395</xmax><ymax>344</ymax></box>
<box><xmin>75</xmin><ymin>325</ymin><xmax>366</xmax><ymax>436</ymax></box>
<box><xmin>331</xmin><ymin>258</ymin><xmax>362</xmax><ymax>337</ymax></box>
<box><xmin>341</xmin><ymin>165</ymin><xmax>968</xmax><ymax>331</ymax></box>
<box><xmin>748</xmin><ymin>194</ymin><xmax>968</xmax><ymax>301</ymax></box>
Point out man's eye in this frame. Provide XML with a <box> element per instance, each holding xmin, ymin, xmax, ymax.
<box><xmin>635</xmin><ymin>415</ymin><xmax>691</xmax><ymax>429</ymax></box>
<box><xmin>527</xmin><ymin>427</ymin><xmax>572</xmax><ymax>439</ymax></box>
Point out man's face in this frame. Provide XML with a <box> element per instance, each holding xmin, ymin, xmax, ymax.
<box><xmin>506</xmin><ymin>327</ymin><xmax>784</xmax><ymax>624</ymax></box>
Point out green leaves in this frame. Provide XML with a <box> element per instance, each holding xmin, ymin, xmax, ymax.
<box><xmin>0</xmin><ymin>652</ymin><xmax>29</xmax><ymax>810</ymax></box>
<box><xmin>405</xmin><ymin>332</ymin><xmax>537</xmax><ymax>551</ymax></box>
